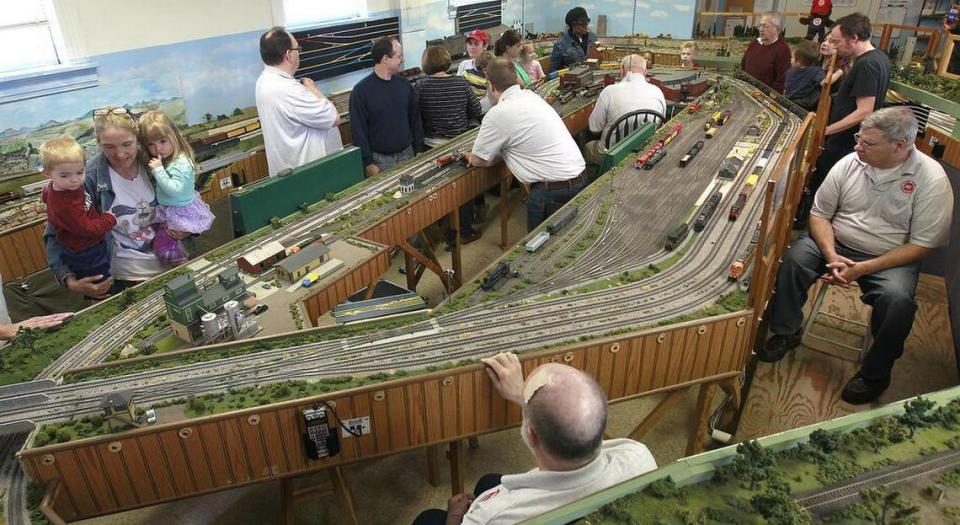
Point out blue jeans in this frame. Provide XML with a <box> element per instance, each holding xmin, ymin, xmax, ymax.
<box><xmin>63</xmin><ymin>240</ymin><xmax>111</xmax><ymax>282</ymax></box>
<box><xmin>371</xmin><ymin>145</ymin><xmax>414</xmax><ymax>172</ymax></box>
<box><xmin>526</xmin><ymin>178</ymin><xmax>586</xmax><ymax>232</ymax></box>
<box><xmin>768</xmin><ymin>235</ymin><xmax>920</xmax><ymax>382</ymax></box>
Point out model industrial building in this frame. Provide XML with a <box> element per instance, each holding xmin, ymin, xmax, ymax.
<box><xmin>274</xmin><ymin>243</ymin><xmax>330</xmax><ymax>283</ymax></box>
<box><xmin>163</xmin><ymin>267</ymin><xmax>258</xmax><ymax>343</ymax></box>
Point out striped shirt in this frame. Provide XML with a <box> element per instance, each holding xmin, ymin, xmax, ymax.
<box><xmin>414</xmin><ymin>75</ymin><xmax>483</xmax><ymax>140</ymax></box>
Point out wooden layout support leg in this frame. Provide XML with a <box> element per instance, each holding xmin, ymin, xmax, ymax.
<box><xmin>280</xmin><ymin>467</ymin><xmax>358</xmax><ymax>525</ymax></box>
<box><xmin>499</xmin><ymin>175</ymin><xmax>512</xmax><ymax>249</ymax></box>
<box><xmin>404</xmin><ymin>250</ymin><xmax>417</xmax><ymax>291</ymax></box>
<box><xmin>329</xmin><ymin>465</ymin><xmax>359</xmax><ymax>525</ymax></box>
<box><xmin>426</xmin><ymin>444</ymin><xmax>441</xmax><ymax>487</ymax></box>
<box><xmin>715</xmin><ymin>376</ymin><xmax>742</xmax><ymax>432</ymax></box>
<box><xmin>628</xmin><ymin>387</ymin><xmax>688</xmax><ymax>441</ymax></box>
<box><xmin>449</xmin><ymin>208</ymin><xmax>463</xmax><ymax>290</ymax></box>
<box><xmin>687</xmin><ymin>382</ymin><xmax>719</xmax><ymax>456</ymax></box>
<box><xmin>448</xmin><ymin>440</ymin><xmax>465</xmax><ymax>495</ymax></box>
<box><xmin>280</xmin><ymin>477</ymin><xmax>295</xmax><ymax>525</ymax></box>
<box><xmin>400</xmin><ymin>235</ymin><xmax>452</xmax><ymax>294</ymax></box>
<box><xmin>39</xmin><ymin>480</ymin><xmax>68</xmax><ymax>525</ymax></box>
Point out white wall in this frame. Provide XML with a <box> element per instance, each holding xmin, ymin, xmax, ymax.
<box><xmin>53</xmin><ymin>0</ymin><xmax>277</xmax><ymax>58</ymax></box>
<box><xmin>780</xmin><ymin>0</ymin><xmax>881</xmax><ymax>38</ymax></box>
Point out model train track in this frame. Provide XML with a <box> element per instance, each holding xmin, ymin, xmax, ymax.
<box><xmin>795</xmin><ymin>448</ymin><xmax>960</xmax><ymax>512</ymax></box>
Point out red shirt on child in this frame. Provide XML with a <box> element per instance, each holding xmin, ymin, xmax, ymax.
<box><xmin>43</xmin><ymin>184</ymin><xmax>116</xmax><ymax>252</ymax></box>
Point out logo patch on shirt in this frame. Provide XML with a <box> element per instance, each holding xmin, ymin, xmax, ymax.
<box><xmin>900</xmin><ymin>180</ymin><xmax>915</xmax><ymax>194</ymax></box>
<box><xmin>83</xmin><ymin>192</ymin><xmax>93</xmax><ymax>212</ymax></box>
<box><xmin>478</xmin><ymin>489</ymin><xmax>500</xmax><ymax>502</ymax></box>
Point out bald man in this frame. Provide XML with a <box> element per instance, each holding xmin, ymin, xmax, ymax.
<box><xmin>414</xmin><ymin>353</ymin><xmax>657</xmax><ymax>525</ymax></box>
<box><xmin>583</xmin><ymin>55</ymin><xmax>666</xmax><ymax>167</ymax></box>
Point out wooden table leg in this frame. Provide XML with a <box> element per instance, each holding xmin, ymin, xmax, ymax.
<box><xmin>280</xmin><ymin>477</ymin><xmax>294</xmax><ymax>525</ymax></box>
<box><xmin>449</xmin><ymin>440</ymin><xmax>465</xmax><ymax>495</ymax></box>
<box><xmin>687</xmin><ymin>382</ymin><xmax>718</xmax><ymax>456</ymax></box>
<box><xmin>426</xmin><ymin>444</ymin><xmax>441</xmax><ymax>487</ymax></box>
<box><xmin>329</xmin><ymin>465</ymin><xmax>358</xmax><ymax>525</ymax></box>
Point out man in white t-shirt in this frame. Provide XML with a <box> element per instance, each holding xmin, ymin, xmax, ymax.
<box><xmin>583</xmin><ymin>54</ymin><xmax>667</xmax><ymax>166</ymax></box>
<box><xmin>255</xmin><ymin>27</ymin><xmax>342</xmax><ymax>177</ymax></box>
<box><xmin>464</xmin><ymin>57</ymin><xmax>587</xmax><ymax>231</ymax></box>
<box><xmin>760</xmin><ymin>107</ymin><xmax>953</xmax><ymax>405</ymax></box>
<box><xmin>412</xmin><ymin>353</ymin><xmax>658</xmax><ymax>525</ymax></box>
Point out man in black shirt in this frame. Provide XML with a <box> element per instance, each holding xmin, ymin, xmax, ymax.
<box><xmin>813</xmin><ymin>13</ymin><xmax>890</xmax><ymax>193</ymax></box>
<box><xmin>350</xmin><ymin>37</ymin><xmax>424</xmax><ymax>178</ymax></box>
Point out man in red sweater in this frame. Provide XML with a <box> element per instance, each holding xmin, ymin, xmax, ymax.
<box><xmin>741</xmin><ymin>12</ymin><xmax>792</xmax><ymax>93</ymax></box>
<box><xmin>41</xmin><ymin>137</ymin><xmax>116</xmax><ymax>284</ymax></box>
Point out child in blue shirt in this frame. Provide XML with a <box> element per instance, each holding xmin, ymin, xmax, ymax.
<box><xmin>785</xmin><ymin>40</ymin><xmax>826</xmax><ymax>111</ymax></box>
<box><xmin>139</xmin><ymin>111</ymin><xmax>214</xmax><ymax>265</ymax></box>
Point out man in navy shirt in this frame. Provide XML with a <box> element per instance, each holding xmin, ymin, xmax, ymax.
<box><xmin>349</xmin><ymin>37</ymin><xmax>424</xmax><ymax>177</ymax></box>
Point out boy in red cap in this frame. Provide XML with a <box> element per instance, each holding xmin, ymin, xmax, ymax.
<box><xmin>457</xmin><ymin>29</ymin><xmax>490</xmax><ymax>76</ymax></box>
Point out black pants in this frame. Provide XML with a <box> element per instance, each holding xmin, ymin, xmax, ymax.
<box><xmin>411</xmin><ymin>473</ymin><xmax>502</xmax><ymax>525</ymax></box>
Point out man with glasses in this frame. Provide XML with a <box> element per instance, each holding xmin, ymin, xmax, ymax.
<box><xmin>255</xmin><ymin>26</ymin><xmax>342</xmax><ymax>177</ymax></box>
<box><xmin>760</xmin><ymin>107</ymin><xmax>952</xmax><ymax>405</ymax></box>
<box><xmin>740</xmin><ymin>13</ymin><xmax>791</xmax><ymax>93</ymax></box>
<box><xmin>412</xmin><ymin>352</ymin><xmax>656</xmax><ymax>524</ymax></box>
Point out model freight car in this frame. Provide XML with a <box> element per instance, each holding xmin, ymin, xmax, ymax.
<box><xmin>718</xmin><ymin>110</ymin><xmax>732</xmax><ymax>126</ymax></box>
<box><xmin>679</xmin><ymin>140</ymin><xmax>704</xmax><ymax>167</ymax></box>
<box><xmin>643</xmin><ymin>149</ymin><xmax>667</xmax><ymax>169</ymax></box>
<box><xmin>705</xmin><ymin>111</ymin><xmax>722</xmax><ymax>130</ymax></box>
<box><xmin>664</xmin><ymin>223</ymin><xmax>689</xmax><ymax>251</ymax></box>
<box><xmin>525</xmin><ymin>231</ymin><xmax>551</xmax><ymax>252</ymax></box>
<box><xmin>547</xmin><ymin>206</ymin><xmax>579</xmax><ymax>234</ymax></box>
<box><xmin>728</xmin><ymin>174</ymin><xmax>758</xmax><ymax>220</ymax></box>
<box><xmin>0</xmin><ymin>191</ymin><xmax>18</xmax><ymax>205</ymax></box>
<box><xmin>435</xmin><ymin>151</ymin><xmax>467</xmax><ymax>168</ymax></box>
<box><xmin>705</xmin><ymin>127</ymin><xmax>718</xmax><ymax>139</ymax></box>
<box><xmin>693</xmin><ymin>191</ymin><xmax>722</xmax><ymax>232</ymax></box>
<box><xmin>481</xmin><ymin>262</ymin><xmax>511</xmax><ymax>290</ymax></box>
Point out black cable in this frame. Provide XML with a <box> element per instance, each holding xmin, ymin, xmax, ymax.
<box><xmin>319</xmin><ymin>400</ymin><xmax>363</xmax><ymax>438</ymax></box>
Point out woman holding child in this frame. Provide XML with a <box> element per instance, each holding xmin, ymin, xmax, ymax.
<box><xmin>44</xmin><ymin>106</ymin><xmax>197</xmax><ymax>299</ymax></box>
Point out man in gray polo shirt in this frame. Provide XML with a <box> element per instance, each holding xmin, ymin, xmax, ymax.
<box><xmin>759</xmin><ymin>107</ymin><xmax>953</xmax><ymax>404</ymax></box>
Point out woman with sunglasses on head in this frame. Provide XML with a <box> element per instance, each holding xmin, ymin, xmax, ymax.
<box><xmin>44</xmin><ymin>106</ymin><xmax>190</xmax><ymax>300</ymax></box>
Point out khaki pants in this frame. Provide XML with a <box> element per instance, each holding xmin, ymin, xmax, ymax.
<box><xmin>583</xmin><ymin>140</ymin><xmax>607</xmax><ymax>167</ymax></box>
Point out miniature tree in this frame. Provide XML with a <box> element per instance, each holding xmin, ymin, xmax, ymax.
<box><xmin>731</xmin><ymin>440</ymin><xmax>774</xmax><ymax>490</ymax></box>
<box><xmin>751</xmin><ymin>480</ymin><xmax>806</xmax><ymax>525</ymax></box>
<box><xmin>232</xmin><ymin>107</ymin><xmax>244</xmax><ymax>116</ymax></box>
<box><xmin>204</xmin><ymin>112</ymin><xmax>213</xmax><ymax>123</ymax></box>
<box><xmin>122</xmin><ymin>288</ymin><xmax>136</xmax><ymax>307</ymax></box>
<box><xmin>898</xmin><ymin>396</ymin><xmax>935</xmax><ymax>439</ymax></box>
<box><xmin>270</xmin><ymin>217</ymin><xmax>283</xmax><ymax>229</ymax></box>
<box><xmin>11</xmin><ymin>326</ymin><xmax>39</xmax><ymax>352</ymax></box>
<box><xmin>933</xmin><ymin>400</ymin><xmax>960</xmax><ymax>429</ymax></box>
<box><xmin>858</xmin><ymin>488</ymin><xmax>920</xmax><ymax>525</ymax></box>
<box><xmin>646</xmin><ymin>477</ymin><xmax>679</xmax><ymax>499</ymax></box>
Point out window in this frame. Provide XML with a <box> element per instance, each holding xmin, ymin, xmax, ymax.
<box><xmin>0</xmin><ymin>0</ymin><xmax>61</xmax><ymax>73</ymax></box>
<box><xmin>283</xmin><ymin>0</ymin><xmax>367</xmax><ymax>27</ymax></box>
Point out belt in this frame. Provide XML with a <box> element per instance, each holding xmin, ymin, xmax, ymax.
<box><xmin>530</xmin><ymin>171</ymin><xmax>587</xmax><ymax>192</ymax></box>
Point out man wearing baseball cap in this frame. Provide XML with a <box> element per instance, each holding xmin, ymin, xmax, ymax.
<box><xmin>549</xmin><ymin>6</ymin><xmax>597</xmax><ymax>73</ymax></box>
<box><xmin>457</xmin><ymin>29</ymin><xmax>490</xmax><ymax>76</ymax></box>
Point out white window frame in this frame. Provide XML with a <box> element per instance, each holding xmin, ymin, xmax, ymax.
<box><xmin>279</xmin><ymin>0</ymin><xmax>368</xmax><ymax>28</ymax></box>
<box><xmin>0</xmin><ymin>0</ymin><xmax>63</xmax><ymax>74</ymax></box>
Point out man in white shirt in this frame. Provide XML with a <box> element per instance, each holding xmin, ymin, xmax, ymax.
<box><xmin>583</xmin><ymin>54</ymin><xmax>666</xmax><ymax>166</ymax></box>
<box><xmin>255</xmin><ymin>27</ymin><xmax>342</xmax><ymax>177</ymax></box>
<box><xmin>464</xmin><ymin>57</ymin><xmax>587</xmax><ymax>231</ymax></box>
<box><xmin>760</xmin><ymin>107</ymin><xmax>953</xmax><ymax>405</ymax></box>
<box><xmin>412</xmin><ymin>352</ymin><xmax>657</xmax><ymax>525</ymax></box>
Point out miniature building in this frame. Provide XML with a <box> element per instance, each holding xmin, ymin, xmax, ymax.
<box><xmin>399</xmin><ymin>174</ymin><xmax>416</xmax><ymax>194</ymax></box>
<box><xmin>164</xmin><ymin>268</ymin><xmax>247</xmax><ymax>342</ymax></box>
<box><xmin>648</xmin><ymin>71</ymin><xmax>710</xmax><ymax>101</ymax></box>
<box><xmin>100</xmin><ymin>391</ymin><xmax>136</xmax><ymax>423</ymax></box>
<box><xmin>237</xmin><ymin>240</ymin><xmax>286</xmax><ymax>274</ymax></box>
<box><xmin>274</xmin><ymin>243</ymin><xmax>330</xmax><ymax>282</ymax></box>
